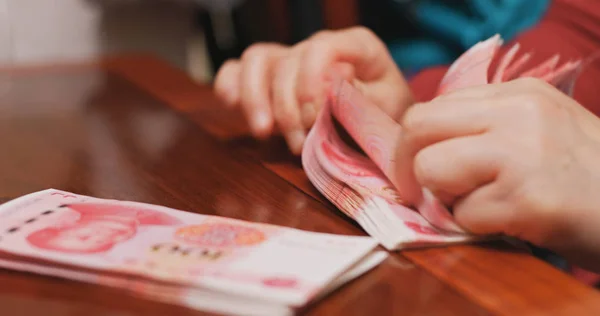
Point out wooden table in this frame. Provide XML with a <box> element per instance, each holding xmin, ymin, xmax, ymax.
<box><xmin>1</xmin><ymin>55</ymin><xmax>600</xmax><ymax>316</ymax></box>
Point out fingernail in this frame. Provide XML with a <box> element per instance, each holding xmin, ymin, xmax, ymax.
<box><xmin>301</xmin><ymin>103</ymin><xmax>317</xmax><ymax>128</ymax></box>
<box><xmin>286</xmin><ymin>129</ymin><xmax>306</xmax><ymax>154</ymax></box>
<box><xmin>252</xmin><ymin>111</ymin><xmax>271</xmax><ymax>135</ymax></box>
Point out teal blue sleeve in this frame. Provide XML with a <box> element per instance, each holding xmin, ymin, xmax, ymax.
<box><xmin>386</xmin><ymin>0</ymin><xmax>550</xmax><ymax>74</ymax></box>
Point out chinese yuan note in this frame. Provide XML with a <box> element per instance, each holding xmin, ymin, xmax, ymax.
<box><xmin>0</xmin><ymin>189</ymin><xmax>387</xmax><ymax>316</ymax></box>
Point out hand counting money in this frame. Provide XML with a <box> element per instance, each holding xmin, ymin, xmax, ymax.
<box><xmin>0</xmin><ymin>189</ymin><xmax>387</xmax><ymax>316</ymax></box>
<box><xmin>302</xmin><ymin>34</ymin><xmax>583</xmax><ymax>250</ymax></box>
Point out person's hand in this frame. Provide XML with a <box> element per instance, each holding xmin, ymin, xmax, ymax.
<box><xmin>213</xmin><ymin>26</ymin><xmax>413</xmax><ymax>154</ymax></box>
<box><xmin>395</xmin><ymin>78</ymin><xmax>600</xmax><ymax>270</ymax></box>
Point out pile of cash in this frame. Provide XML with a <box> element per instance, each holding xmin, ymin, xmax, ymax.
<box><xmin>0</xmin><ymin>189</ymin><xmax>387</xmax><ymax>315</ymax></box>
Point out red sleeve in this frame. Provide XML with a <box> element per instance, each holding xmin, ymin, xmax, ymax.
<box><xmin>408</xmin><ymin>0</ymin><xmax>600</xmax><ymax>115</ymax></box>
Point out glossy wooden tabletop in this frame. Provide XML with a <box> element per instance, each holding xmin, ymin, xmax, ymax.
<box><xmin>1</xmin><ymin>55</ymin><xmax>600</xmax><ymax>316</ymax></box>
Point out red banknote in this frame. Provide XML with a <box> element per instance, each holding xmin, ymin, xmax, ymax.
<box><xmin>302</xmin><ymin>34</ymin><xmax>583</xmax><ymax>250</ymax></box>
<box><xmin>0</xmin><ymin>189</ymin><xmax>387</xmax><ymax>315</ymax></box>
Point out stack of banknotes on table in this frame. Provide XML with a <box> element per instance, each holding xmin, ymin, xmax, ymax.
<box><xmin>302</xmin><ymin>34</ymin><xmax>583</xmax><ymax>250</ymax></box>
<box><xmin>0</xmin><ymin>189</ymin><xmax>387</xmax><ymax>316</ymax></box>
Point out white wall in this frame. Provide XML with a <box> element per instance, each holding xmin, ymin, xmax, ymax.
<box><xmin>0</xmin><ymin>0</ymin><xmax>12</xmax><ymax>63</ymax></box>
<box><xmin>0</xmin><ymin>0</ymin><xmax>202</xmax><ymax>70</ymax></box>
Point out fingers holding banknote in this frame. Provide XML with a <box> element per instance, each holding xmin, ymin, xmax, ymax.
<box><xmin>396</xmin><ymin>78</ymin><xmax>600</xmax><ymax>267</ymax></box>
<box><xmin>214</xmin><ymin>27</ymin><xmax>413</xmax><ymax>154</ymax></box>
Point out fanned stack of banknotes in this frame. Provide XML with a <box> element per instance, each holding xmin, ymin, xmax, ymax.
<box><xmin>303</xmin><ymin>34</ymin><xmax>583</xmax><ymax>250</ymax></box>
<box><xmin>0</xmin><ymin>35</ymin><xmax>585</xmax><ymax>315</ymax></box>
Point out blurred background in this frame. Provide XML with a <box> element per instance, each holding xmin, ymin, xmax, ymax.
<box><xmin>0</xmin><ymin>0</ymin><xmax>549</xmax><ymax>82</ymax></box>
